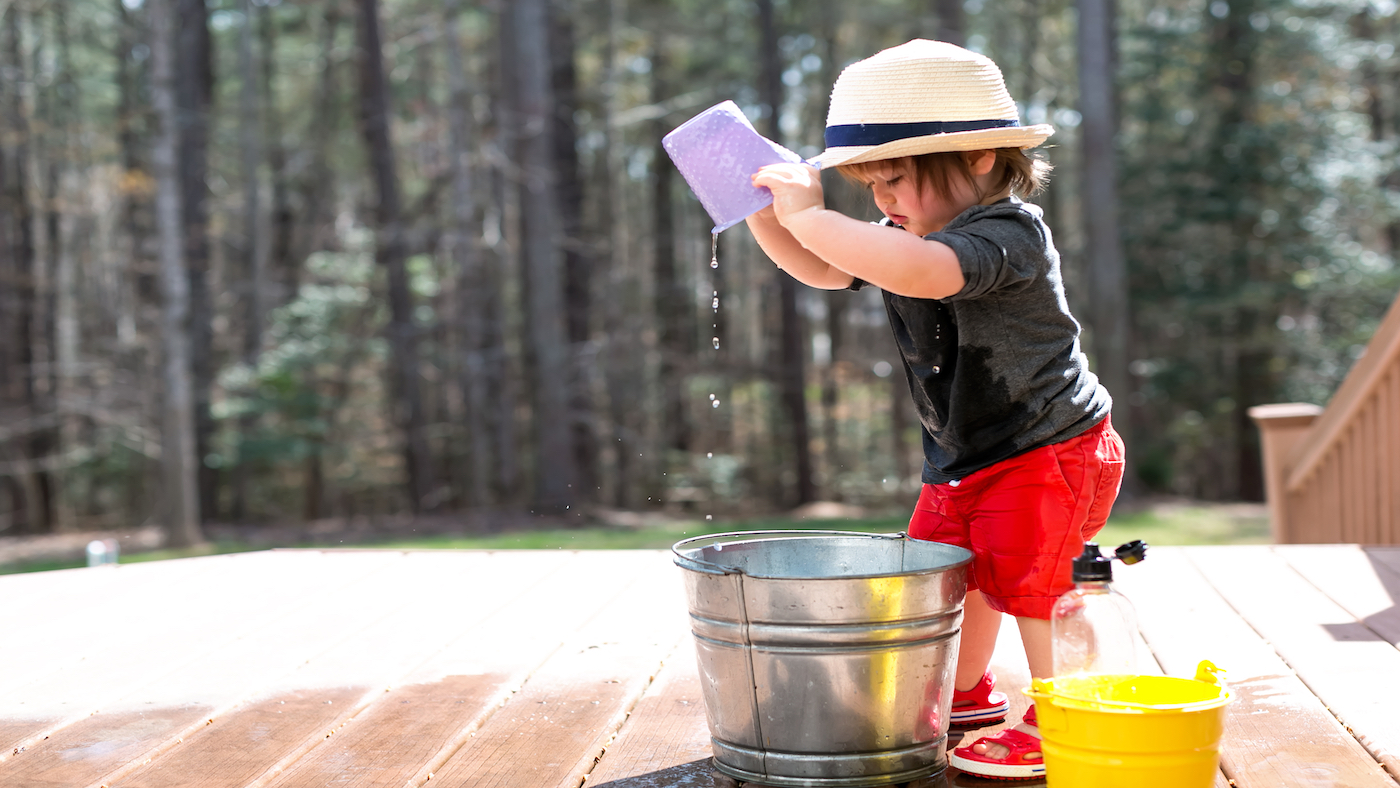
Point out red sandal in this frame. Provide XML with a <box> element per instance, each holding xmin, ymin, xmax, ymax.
<box><xmin>950</xmin><ymin>671</ymin><xmax>1010</xmax><ymax>728</ymax></box>
<box><xmin>949</xmin><ymin>705</ymin><xmax>1044</xmax><ymax>781</ymax></box>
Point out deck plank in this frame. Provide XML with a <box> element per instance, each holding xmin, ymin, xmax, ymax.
<box><xmin>0</xmin><ymin>546</ymin><xmax>1392</xmax><ymax>788</ymax></box>
<box><xmin>1188</xmin><ymin>546</ymin><xmax>1400</xmax><ymax>782</ymax></box>
<box><xmin>1115</xmin><ymin>547</ymin><xmax>1396</xmax><ymax>788</ymax></box>
<box><xmin>1273</xmin><ymin>545</ymin><xmax>1400</xmax><ymax>647</ymax></box>
<box><xmin>0</xmin><ymin>554</ymin><xmax>280</xmax><ymax>701</ymax></box>
<box><xmin>259</xmin><ymin>550</ymin><xmax>668</xmax><ymax>788</ymax></box>
<box><xmin>578</xmin><ymin>644</ymin><xmax>712</xmax><ymax>787</ymax></box>
<box><xmin>0</xmin><ymin>552</ymin><xmax>399</xmax><ymax>766</ymax></box>
<box><xmin>1</xmin><ymin>551</ymin><xmax>417</xmax><ymax>787</ymax></box>
<box><xmin>100</xmin><ymin>550</ymin><xmax>591</xmax><ymax>788</ymax></box>
<box><xmin>1366</xmin><ymin>547</ymin><xmax>1400</xmax><ymax>576</ymax></box>
<box><xmin>421</xmin><ymin>551</ymin><xmax>689</xmax><ymax>788</ymax></box>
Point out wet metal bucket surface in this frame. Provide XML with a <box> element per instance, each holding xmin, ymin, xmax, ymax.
<box><xmin>673</xmin><ymin>531</ymin><xmax>973</xmax><ymax>787</ymax></box>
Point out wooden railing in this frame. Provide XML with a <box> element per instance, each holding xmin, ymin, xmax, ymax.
<box><xmin>1250</xmin><ymin>294</ymin><xmax>1400</xmax><ymax>544</ymax></box>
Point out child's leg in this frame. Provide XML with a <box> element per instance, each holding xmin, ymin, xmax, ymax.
<box><xmin>956</xmin><ymin>589</ymin><xmax>1002</xmax><ymax>691</ymax></box>
<box><xmin>951</xmin><ymin>417</ymin><xmax>1124</xmax><ymax>774</ymax></box>
<box><xmin>962</xmin><ymin>615</ymin><xmax>1052</xmax><ymax>759</ymax></box>
<box><xmin>1016</xmin><ymin>615</ymin><xmax>1053</xmax><ymax>679</ymax></box>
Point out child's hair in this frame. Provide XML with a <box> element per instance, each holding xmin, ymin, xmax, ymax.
<box><xmin>837</xmin><ymin>148</ymin><xmax>1052</xmax><ymax>202</ymax></box>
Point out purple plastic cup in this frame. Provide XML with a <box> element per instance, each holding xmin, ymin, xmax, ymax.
<box><xmin>663</xmin><ymin>100</ymin><xmax>807</xmax><ymax>233</ymax></box>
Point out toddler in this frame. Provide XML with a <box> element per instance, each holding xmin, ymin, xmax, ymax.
<box><xmin>747</xmin><ymin>39</ymin><xmax>1125</xmax><ymax>781</ymax></box>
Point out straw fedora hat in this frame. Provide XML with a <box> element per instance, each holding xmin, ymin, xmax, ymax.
<box><xmin>815</xmin><ymin>39</ymin><xmax>1054</xmax><ymax>168</ymax></box>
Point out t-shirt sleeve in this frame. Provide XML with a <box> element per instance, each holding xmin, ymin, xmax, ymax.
<box><xmin>926</xmin><ymin>208</ymin><xmax>1049</xmax><ymax>301</ymax></box>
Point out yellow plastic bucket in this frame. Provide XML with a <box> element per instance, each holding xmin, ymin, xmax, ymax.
<box><xmin>1024</xmin><ymin>661</ymin><xmax>1231</xmax><ymax>788</ymax></box>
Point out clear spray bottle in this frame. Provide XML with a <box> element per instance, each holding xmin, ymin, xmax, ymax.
<box><xmin>1050</xmin><ymin>540</ymin><xmax>1148</xmax><ymax>678</ymax></box>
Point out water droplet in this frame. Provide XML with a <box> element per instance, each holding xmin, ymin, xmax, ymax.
<box><xmin>932</xmin><ymin>365</ymin><xmax>941</xmax><ymax>373</ymax></box>
<box><xmin>710</xmin><ymin>232</ymin><xmax>719</xmax><ymax>268</ymax></box>
<box><xmin>709</xmin><ymin>393</ymin><xmax>716</xmax><ymax>401</ymax></box>
<box><xmin>712</xmin><ymin>296</ymin><xmax>719</xmax><ymax>310</ymax></box>
<box><xmin>712</xmin><ymin>399</ymin><xmax>720</xmax><ymax>408</ymax></box>
<box><xmin>707</xmin><ymin>452</ymin><xmax>713</xmax><ymax>458</ymax></box>
<box><xmin>706</xmin><ymin>515</ymin><xmax>713</xmax><ymax>520</ymax></box>
<box><xmin>712</xmin><ymin>337</ymin><xmax>720</xmax><ymax>349</ymax></box>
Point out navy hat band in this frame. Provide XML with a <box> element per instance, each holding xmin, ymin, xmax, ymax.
<box><xmin>824</xmin><ymin>118</ymin><xmax>1021</xmax><ymax>148</ymax></box>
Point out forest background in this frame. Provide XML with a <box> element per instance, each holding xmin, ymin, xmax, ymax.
<box><xmin>0</xmin><ymin>0</ymin><xmax>1397</xmax><ymax>547</ymax></box>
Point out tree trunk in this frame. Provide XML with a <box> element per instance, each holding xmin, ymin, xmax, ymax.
<box><xmin>443</xmin><ymin>0</ymin><xmax>493</xmax><ymax>509</ymax></box>
<box><xmin>45</xmin><ymin>0</ymin><xmax>81</xmax><ymax>532</ymax></box>
<box><xmin>232</xmin><ymin>0</ymin><xmax>264</xmax><ymax>522</ymax></box>
<box><xmin>758</xmin><ymin>0</ymin><xmax>815</xmax><ymax>506</ymax></box>
<box><xmin>176</xmin><ymin>0</ymin><xmax>217</xmax><ymax>521</ymax></box>
<box><xmin>651</xmin><ymin>38</ymin><xmax>690</xmax><ymax>459</ymax></box>
<box><xmin>238</xmin><ymin>0</ymin><xmax>264</xmax><ymax>369</ymax></box>
<box><xmin>114</xmin><ymin>0</ymin><xmax>153</xmax><ymax>346</ymax></box>
<box><xmin>598</xmin><ymin>0</ymin><xmax>640</xmax><ymax>508</ymax></box>
<box><xmin>356</xmin><ymin>0</ymin><xmax>436</xmax><ymax>513</ymax></box>
<box><xmin>1</xmin><ymin>4</ymin><xmax>49</xmax><ymax>534</ymax></box>
<box><xmin>152</xmin><ymin>0</ymin><xmax>203</xmax><ymax>548</ymax></box>
<box><xmin>552</xmin><ymin>1</ymin><xmax>596</xmax><ymax>506</ymax></box>
<box><xmin>491</xmin><ymin>15</ymin><xmax>522</xmax><ymax>507</ymax></box>
<box><xmin>1076</xmin><ymin>0</ymin><xmax>1132</xmax><ymax>485</ymax></box>
<box><xmin>507</xmin><ymin>0</ymin><xmax>576</xmax><ymax>512</ymax></box>
<box><xmin>297</xmin><ymin>3</ymin><xmax>341</xmax><ymax>267</ymax></box>
<box><xmin>816</xmin><ymin>3</ymin><xmax>843</xmax><ymax>497</ymax></box>
<box><xmin>1205</xmin><ymin>0</ymin><xmax>1264</xmax><ymax>502</ymax></box>
<box><xmin>259</xmin><ymin>3</ymin><xmax>295</xmax><ymax>307</ymax></box>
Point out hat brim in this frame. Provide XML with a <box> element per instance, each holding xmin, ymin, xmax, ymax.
<box><xmin>814</xmin><ymin>124</ymin><xmax>1054</xmax><ymax>168</ymax></box>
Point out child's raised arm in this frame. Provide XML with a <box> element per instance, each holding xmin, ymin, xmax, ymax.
<box><xmin>752</xmin><ymin>163</ymin><xmax>966</xmax><ymax>300</ymax></box>
<box><xmin>745</xmin><ymin>207</ymin><xmax>856</xmax><ymax>290</ymax></box>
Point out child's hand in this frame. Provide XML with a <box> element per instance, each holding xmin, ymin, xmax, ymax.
<box><xmin>753</xmin><ymin>163</ymin><xmax>824</xmax><ymax>226</ymax></box>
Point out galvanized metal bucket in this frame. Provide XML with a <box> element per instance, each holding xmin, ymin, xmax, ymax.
<box><xmin>672</xmin><ymin>531</ymin><xmax>973</xmax><ymax>787</ymax></box>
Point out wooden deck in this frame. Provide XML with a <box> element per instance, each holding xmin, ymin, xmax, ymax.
<box><xmin>1</xmin><ymin>545</ymin><xmax>1397</xmax><ymax>787</ymax></box>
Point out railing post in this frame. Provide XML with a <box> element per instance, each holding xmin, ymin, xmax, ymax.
<box><xmin>1249</xmin><ymin>403</ymin><xmax>1323</xmax><ymax>543</ymax></box>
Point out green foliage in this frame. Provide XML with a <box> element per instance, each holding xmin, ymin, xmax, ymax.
<box><xmin>9</xmin><ymin>0</ymin><xmax>1400</xmax><ymax>536</ymax></box>
<box><xmin>1117</xmin><ymin>0</ymin><xmax>1399</xmax><ymax>497</ymax></box>
<box><xmin>214</xmin><ymin>244</ymin><xmax>397</xmax><ymax>518</ymax></box>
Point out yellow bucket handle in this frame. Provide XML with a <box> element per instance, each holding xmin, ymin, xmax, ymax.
<box><xmin>1194</xmin><ymin>660</ymin><xmax>1226</xmax><ymax>686</ymax></box>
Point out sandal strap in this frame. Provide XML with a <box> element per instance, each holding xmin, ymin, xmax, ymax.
<box><xmin>952</xmin><ymin>671</ymin><xmax>998</xmax><ymax>704</ymax></box>
<box><xmin>954</xmin><ymin>728</ymin><xmax>1044</xmax><ymax>765</ymax></box>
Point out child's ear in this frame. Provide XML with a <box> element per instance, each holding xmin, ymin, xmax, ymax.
<box><xmin>964</xmin><ymin>149</ymin><xmax>997</xmax><ymax>176</ymax></box>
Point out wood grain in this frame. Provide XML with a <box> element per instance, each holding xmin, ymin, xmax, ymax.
<box><xmin>4</xmin><ymin>551</ymin><xmax>415</xmax><ymax>785</ymax></box>
<box><xmin>1189</xmin><ymin>546</ymin><xmax>1400</xmax><ymax>782</ymax></box>
<box><xmin>421</xmin><ymin>551</ymin><xmax>689</xmax><ymax>788</ymax></box>
<box><xmin>102</xmin><ymin>550</ymin><xmax>579</xmax><ymax>788</ymax></box>
<box><xmin>582</xmin><ymin>645</ymin><xmax>712</xmax><ymax>787</ymax></box>
<box><xmin>1116</xmin><ymin>547</ymin><xmax>1395</xmax><ymax>788</ymax></box>
<box><xmin>1274</xmin><ymin>545</ymin><xmax>1400</xmax><ymax>646</ymax></box>
<box><xmin>0</xmin><ymin>548</ymin><xmax>1394</xmax><ymax>788</ymax></box>
<box><xmin>261</xmin><ymin>550</ymin><xmax>661</xmax><ymax>788</ymax></box>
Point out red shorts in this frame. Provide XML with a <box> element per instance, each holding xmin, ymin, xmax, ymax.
<box><xmin>908</xmin><ymin>416</ymin><xmax>1125</xmax><ymax>619</ymax></box>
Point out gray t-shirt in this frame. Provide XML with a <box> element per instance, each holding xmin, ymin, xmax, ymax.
<box><xmin>853</xmin><ymin>196</ymin><xmax>1112</xmax><ymax>483</ymax></box>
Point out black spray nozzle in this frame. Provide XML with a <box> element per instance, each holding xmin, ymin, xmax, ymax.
<box><xmin>1072</xmin><ymin>540</ymin><xmax>1149</xmax><ymax>582</ymax></box>
<box><xmin>1115</xmin><ymin>540</ymin><xmax>1148</xmax><ymax>565</ymax></box>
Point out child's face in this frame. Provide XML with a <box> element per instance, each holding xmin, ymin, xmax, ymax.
<box><xmin>861</xmin><ymin>158</ymin><xmax>987</xmax><ymax>237</ymax></box>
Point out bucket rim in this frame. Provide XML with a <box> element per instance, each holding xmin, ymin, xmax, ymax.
<box><xmin>672</xmin><ymin>529</ymin><xmax>973</xmax><ymax>580</ymax></box>
<box><xmin>1024</xmin><ymin>678</ymin><xmax>1233</xmax><ymax>714</ymax></box>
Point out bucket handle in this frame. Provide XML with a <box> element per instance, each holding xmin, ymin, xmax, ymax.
<box><xmin>1195</xmin><ymin>660</ymin><xmax>1226</xmax><ymax>686</ymax></box>
<box><xmin>671</xmin><ymin>529</ymin><xmax>903</xmax><ymax>575</ymax></box>
<box><xmin>1024</xmin><ymin>679</ymin><xmax>1068</xmax><ymax>734</ymax></box>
